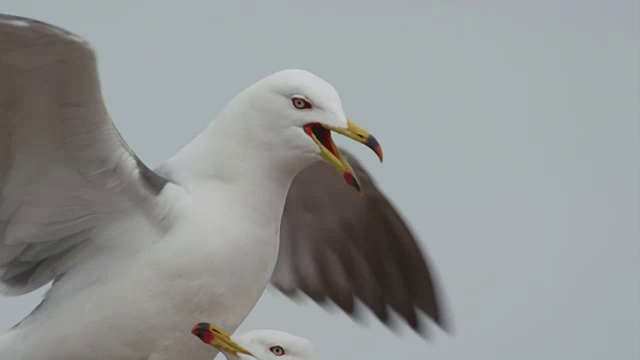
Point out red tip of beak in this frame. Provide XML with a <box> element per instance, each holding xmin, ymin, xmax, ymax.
<box><xmin>192</xmin><ymin>323</ymin><xmax>215</xmax><ymax>344</ymax></box>
<box><xmin>374</xmin><ymin>144</ymin><xmax>383</xmax><ymax>162</ymax></box>
<box><xmin>366</xmin><ymin>135</ymin><xmax>383</xmax><ymax>162</ymax></box>
<box><xmin>343</xmin><ymin>172</ymin><xmax>362</xmax><ymax>193</ymax></box>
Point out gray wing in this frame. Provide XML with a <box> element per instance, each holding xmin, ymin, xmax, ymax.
<box><xmin>273</xmin><ymin>150</ymin><xmax>449</xmax><ymax>335</ymax></box>
<box><xmin>0</xmin><ymin>14</ymin><xmax>169</xmax><ymax>296</ymax></box>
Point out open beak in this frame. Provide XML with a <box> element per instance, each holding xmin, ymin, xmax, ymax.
<box><xmin>191</xmin><ymin>322</ymin><xmax>252</xmax><ymax>358</ymax></box>
<box><xmin>303</xmin><ymin>119</ymin><xmax>383</xmax><ymax>193</ymax></box>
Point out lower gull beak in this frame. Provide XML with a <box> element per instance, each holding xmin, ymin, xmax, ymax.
<box><xmin>191</xmin><ymin>322</ymin><xmax>252</xmax><ymax>358</ymax></box>
<box><xmin>303</xmin><ymin>119</ymin><xmax>383</xmax><ymax>193</ymax></box>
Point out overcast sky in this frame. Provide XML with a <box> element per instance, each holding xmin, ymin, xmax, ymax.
<box><xmin>1</xmin><ymin>1</ymin><xmax>638</xmax><ymax>359</ymax></box>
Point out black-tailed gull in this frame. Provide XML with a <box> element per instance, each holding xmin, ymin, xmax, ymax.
<box><xmin>0</xmin><ymin>13</ymin><xmax>448</xmax><ymax>360</ymax></box>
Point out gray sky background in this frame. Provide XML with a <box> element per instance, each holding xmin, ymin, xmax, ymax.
<box><xmin>1</xmin><ymin>1</ymin><xmax>638</xmax><ymax>359</ymax></box>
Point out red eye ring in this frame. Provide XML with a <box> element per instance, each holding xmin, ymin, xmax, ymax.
<box><xmin>269</xmin><ymin>345</ymin><xmax>285</xmax><ymax>356</ymax></box>
<box><xmin>292</xmin><ymin>97</ymin><xmax>312</xmax><ymax>110</ymax></box>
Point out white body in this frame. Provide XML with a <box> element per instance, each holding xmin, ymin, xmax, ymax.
<box><xmin>2</xmin><ymin>180</ymin><xmax>286</xmax><ymax>359</ymax></box>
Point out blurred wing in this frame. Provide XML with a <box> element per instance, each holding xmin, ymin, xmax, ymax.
<box><xmin>272</xmin><ymin>150</ymin><xmax>448</xmax><ymax>335</ymax></box>
<box><xmin>0</xmin><ymin>14</ymin><xmax>170</xmax><ymax>296</ymax></box>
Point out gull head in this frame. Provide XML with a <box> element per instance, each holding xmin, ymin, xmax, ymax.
<box><xmin>227</xmin><ymin>69</ymin><xmax>383</xmax><ymax>192</ymax></box>
<box><xmin>192</xmin><ymin>322</ymin><xmax>317</xmax><ymax>360</ymax></box>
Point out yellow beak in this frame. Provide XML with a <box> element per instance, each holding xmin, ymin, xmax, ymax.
<box><xmin>191</xmin><ymin>322</ymin><xmax>252</xmax><ymax>358</ymax></box>
<box><xmin>304</xmin><ymin>119</ymin><xmax>383</xmax><ymax>193</ymax></box>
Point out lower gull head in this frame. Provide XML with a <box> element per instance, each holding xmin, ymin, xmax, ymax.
<box><xmin>211</xmin><ymin>69</ymin><xmax>383</xmax><ymax>192</ymax></box>
<box><xmin>191</xmin><ymin>322</ymin><xmax>317</xmax><ymax>360</ymax></box>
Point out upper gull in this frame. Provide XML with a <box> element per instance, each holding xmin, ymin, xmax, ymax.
<box><xmin>0</xmin><ymin>13</ymin><xmax>448</xmax><ymax>360</ymax></box>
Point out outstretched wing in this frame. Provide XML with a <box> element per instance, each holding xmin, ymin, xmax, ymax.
<box><xmin>273</xmin><ymin>151</ymin><xmax>449</xmax><ymax>335</ymax></box>
<box><xmin>0</xmin><ymin>14</ymin><xmax>171</xmax><ymax>296</ymax></box>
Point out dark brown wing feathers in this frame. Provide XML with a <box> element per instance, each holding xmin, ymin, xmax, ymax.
<box><xmin>273</xmin><ymin>150</ymin><xmax>449</xmax><ymax>336</ymax></box>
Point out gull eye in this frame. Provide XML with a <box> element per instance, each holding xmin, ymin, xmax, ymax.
<box><xmin>291</xmin><ymin>96</ymin><xmax>312</xmax><ymax>110</ymax></box>
<box><xmin>269</xmin><ymin>345</ymin><xmax>285</xmax><ymax>356</ymax></box>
